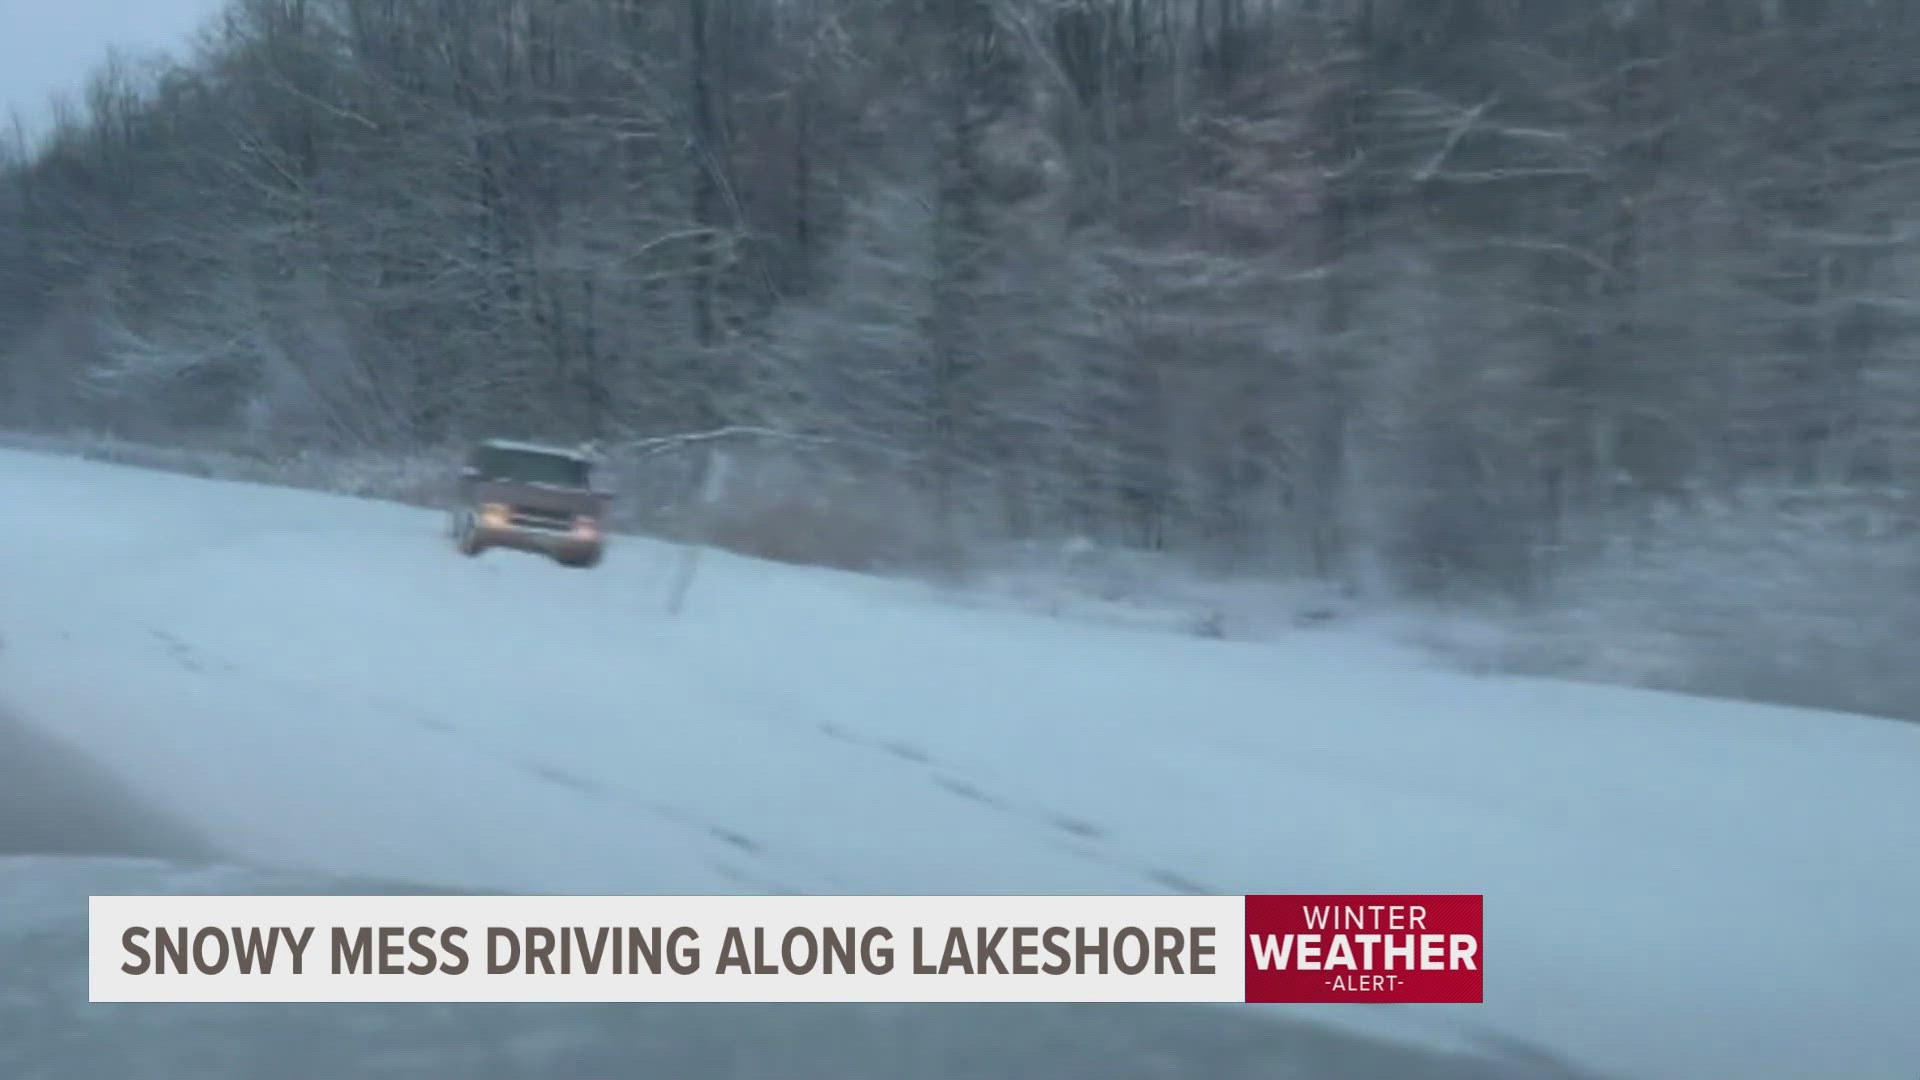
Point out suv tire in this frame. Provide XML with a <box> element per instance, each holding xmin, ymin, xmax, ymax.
<box><xmin>454</xmin><ymin>511</ymin><xmax>486</xmax><ymax>557</ymax></box>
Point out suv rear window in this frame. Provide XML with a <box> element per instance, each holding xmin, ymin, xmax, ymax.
<box><xmin>472</xmin><ymin>446</ymin><xmax>591</xmax><ymax>488</ymax></box>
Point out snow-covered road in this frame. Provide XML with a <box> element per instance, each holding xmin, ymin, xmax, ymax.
<box><xmin>3</xmin><ymin>445</ymin><xmax>1918</xmax><ymax>1079</ymax></box>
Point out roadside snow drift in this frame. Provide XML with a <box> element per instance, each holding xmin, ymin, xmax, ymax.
<box><xmin>3</xmin><ymin>445</ymin><xmax>1918</xmax><ymax>1080</ymax></box>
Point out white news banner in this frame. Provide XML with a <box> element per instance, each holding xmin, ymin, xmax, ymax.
<box><xmin>90</xmin><ymin>895</ymin><xmax>1249</xmax><ymax>1003</ymax></box>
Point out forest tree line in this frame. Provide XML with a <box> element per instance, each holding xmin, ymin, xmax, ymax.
<box><xmin>1</xmin><ymin>0</ymin><xmax>1917</xmax><ymax>621</ymax></box>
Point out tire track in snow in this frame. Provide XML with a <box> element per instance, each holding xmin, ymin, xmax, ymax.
<box><xmin>814</xmin><ymin>720</ymin><xmax>1219</xmax><ymax>895</ymax></box>
<box><xmin>647</xmin><ymin>664</ymin><xmax>1205</xmax><ymax>892</ymax></box>
<box><xmin>116</xmin><ymin>623</ymin><xmax>808</xmax><ymax>893</ymax></box>
<box><xmin>367</xmin><ymin>695</ymin><xmax>824</xmax><ymax>895</ymax></box>
<box><xmin>122</xmin><ymin>613</ymin><xmax>1192</xmax><ymax>895</ymax></box>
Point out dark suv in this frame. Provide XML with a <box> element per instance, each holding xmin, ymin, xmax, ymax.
<box><xmin>450</xmin><ymin>439</ymin><xmax>610</xmax><ymax>568</ymax></box>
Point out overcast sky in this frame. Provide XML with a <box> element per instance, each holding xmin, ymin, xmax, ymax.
<box><xmin>1</xmin><ymin>0</ymin><xmax>226</xmax><ymax>143</ymax></box>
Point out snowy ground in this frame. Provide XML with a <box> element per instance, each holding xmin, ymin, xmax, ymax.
<box><xmin>2</xmin><ymin>445</ymin><xmax>1917</xmax><ymax>1079</ymax></box>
